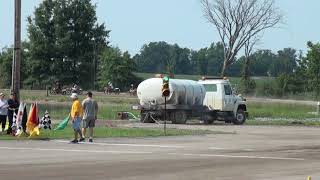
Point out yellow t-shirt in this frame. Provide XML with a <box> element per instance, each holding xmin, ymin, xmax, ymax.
<box><xmin>70</xmin><ymin>100</ymin><xmax>83</xmax><ymax>118</ymax></box>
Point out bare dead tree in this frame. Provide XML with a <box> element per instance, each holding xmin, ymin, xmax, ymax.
<box><xmin>201</xmin><ymin>0</ymin><xmax>282</xmax><ymax>76</ymax></box>
<box><xmin>243</xmin><ymin>35</ymin><xmax>260</xmax><ymax>80</ymax></box>
<box><xmin>239</xmin><ymin>35</ymin><xmax>260</xmax><ymax>94</ymax></box>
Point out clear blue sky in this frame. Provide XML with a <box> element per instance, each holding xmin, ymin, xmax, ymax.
<box><xmin>1</xmin><ymin>0</ymin><xmax>320</xmax><ymax>55</ymax></box>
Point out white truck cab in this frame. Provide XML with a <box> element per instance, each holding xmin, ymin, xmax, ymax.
<box><xmin>198</xmin><ymin>78</ymin><xmax>248</xmax><ymax>124</ymax></box>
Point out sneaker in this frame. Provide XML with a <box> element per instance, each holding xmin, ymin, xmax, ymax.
<box><xmin>79</xmin><ymin>137</ymin><xmax>85</xmax><ymax>142</ymax></box>
<box><xmin>89</xmin><ymin>138</ymin><xmax>93</xmax><ymax>143</ymax></box>
<box><xmin>70</xmin><ymin>139</ymin><xmax>79</xmax><ymax>144</ymax></box>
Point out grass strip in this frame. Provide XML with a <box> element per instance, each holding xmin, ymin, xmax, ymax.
<box><xmin>246</xmin><ymin>119</ymin><xmax>320</xmax><ymax>126</ymax></box>
<box><xmin>0</xmin><ymin>127</ymin><xmax>220</xmax><ymax>140</ymax></box>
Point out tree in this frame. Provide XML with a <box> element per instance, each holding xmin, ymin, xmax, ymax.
<box><xmin>302</xmin><ymin>42</ymin><xmax>320</xmax><ymax>98</ymax></box>
<box><xmin>201</xmin><ymin>0</ymin><xmax>282</xmax><ymax>76</ymax></box>
<box><xmin>134</xmin><ymin>42</ymin><xmax>194</xmax><ymax>75</ymax></box>
<box><xmin>27</xmin><ymin>0</ymin><xmax>109</xmax><ymax>89</ymax></box>
<box><xmin>0</xmin><ymin>42</ymin><xmax>30</xmax><ymax>88</ymax></box>
<box><xmin>189</xmin><ymin>42</ymin><xmax>225</xmax><ymax>76</ymax></box>
<box><xmin>206</xmin><ymin>42</ymin><xmax>225</xmax><ymax>76</ymax></box>
<box><xmin>269</xmin><ymin>48</ymin><xmax>297</xmax><ymax>76</ymax></box>
<box><xmin>173</xmin><ymin>46</ymin><xmax>192</xmax><ymax>74</ymax></box>
<box><xmin>0</xmin><ymin>48</ymin><xmax>14</xmax><ymax>88</ymax></box>
<box><xmin>250</xmin><ymin>50</ymin><xmax>276</xmax><ymax>76</ymax></box>
<box><xmin>191</xmin><ymin>48</ymin><xmax>208</xmax><ymax>76</ymax></box>
<box><xmin>134</xmin><ymin>42</ymin><xmax>170</xmax><ymax>73</ymax></box>
<box><xmin>99</xmin><ymin>47</ymin><xmax>141</xmax><ymax>90</ymax></box>
<box><xmin>239</xmin><ymin>36</ymin><xmax>259</xmax><ymax>94</ymax></box>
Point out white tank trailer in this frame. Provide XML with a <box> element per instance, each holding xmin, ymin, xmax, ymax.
<box><xmin>135</xmin><ymin>77</ymin><xmax>248</xmax><ymax>125</ymax></box>
<box><xmin>136</xmin><ymin>78</ymin><xmax>206</xmax><ymax>124</ymax></box>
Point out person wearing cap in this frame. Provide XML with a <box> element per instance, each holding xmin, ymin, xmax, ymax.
<box><xmin>82</xmin><ymin>91</ymin><xmax>98</xmax><ymax>142</ymax></box>
<box><xmin>0</xmin><ymin>93</ymin><xmax>8</xmax><ymax>133</ymax></box>
<box><xmin>70</xmin><ymin>93</ymin><xmax>84</xmax><ymax>143</ymax></box>
<box><xmin>7</xmin><ymin>93</ymin><xmax>19</xmax><ymax>135</ymax></box>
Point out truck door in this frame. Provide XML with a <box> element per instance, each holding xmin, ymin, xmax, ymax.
<box><xmin>203</xmin><ymin>84</ymin><xmax>217</xmax><ymax>109</ymax></box>
<box><xmin>223</xmin><ymin>84</ymin><xmax>234</xmax><ymax>111</ymax></box>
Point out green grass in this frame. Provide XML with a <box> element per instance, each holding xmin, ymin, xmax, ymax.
<box><xmin>246</xmin><ymin>119</ymin><xmax>320</xmax><ymax>126</ymax></box>
<box><xmin>247</xmin><ymin>101</ymin><xmax>319</xmax><ymax>119</ymax></box>
<box><xmin>0</xmin><ymin>89</ymin><xmax>139</xmax><ymax>103</ymax></box>
<box><xmin>0</xmin><ymin>89</ymin><xmax>140</xmax><ymax>120</ymax></box>
<box><xmin>36</xmin><ymin>103</ymin><xmax>139</xmax><ymax>120</ymax></box>
<box><xmin>0</xmin><ymin>127</ymin><xmax>218</xmax><ymax>140</ymax></box>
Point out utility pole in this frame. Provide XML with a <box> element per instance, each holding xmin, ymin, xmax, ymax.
<box><xmin>12</xmin><ymin>0</ymin><xmax>21</xmax><ymax>100</ymax></box>
<box><xmin>92</xmin><ymin>38</ymin><xmax>96</xmax><ymax>90</ymax></box>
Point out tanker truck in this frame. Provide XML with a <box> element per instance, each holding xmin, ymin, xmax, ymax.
<box><xmin>133</xmin><ymin>77</ymin><xmax>248</xmax><ymax>125</ymax></box>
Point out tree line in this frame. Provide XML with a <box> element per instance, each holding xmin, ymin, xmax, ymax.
<box><xmin>133</xmin><ymin>41</ymin><xmax>299</xmax><ymax>78</ymax></box>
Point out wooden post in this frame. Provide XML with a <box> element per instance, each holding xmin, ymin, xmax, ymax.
<box><xmin>12</xmin><ymin>0</ymin><xmax>21</xmax><ymax>100</ymax></box>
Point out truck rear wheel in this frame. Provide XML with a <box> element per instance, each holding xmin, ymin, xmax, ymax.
<box><xmin>171</xmin><ymin>111</ymin><xmax>187</xmax><ymax>124</ymax></box>
<box><xmin>233</xmin><ymin>109</ymin><xmax>246</xmax><ymax>125</ymax></box>
<box><xmin>201</xmin><ymin>115</ymin><xmax>214</xmax><ymax>124</ymax></box>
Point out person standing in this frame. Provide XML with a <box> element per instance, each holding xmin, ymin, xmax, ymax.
<box><xmin>70</xmin><ymin>93</ymin><xmax>84</xmax><ymax>143</ymax></box>
<box><xmin>0</xmin><ymin>93</ymin><xmax>8</xmax><ymax>133</ymax></box>
<box><xmin>7</xmin><ymin>92</ymin><xmax>19</xmax><ymax>135</ymax></box>
<box><xmin>82</xmin><ymin>91</ymin><xmax>98</xmax><ymax>142</ymax></box>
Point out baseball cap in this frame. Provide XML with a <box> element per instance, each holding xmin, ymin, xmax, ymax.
<box><xmin>0</xmin><ymin>93</ymin><xmax>4</xmax><ymax>97</ymax></box>
<box><xmin>70</xmin><ymin>93</ymin><xmax>78</xmax><ymax>99</ymax></box>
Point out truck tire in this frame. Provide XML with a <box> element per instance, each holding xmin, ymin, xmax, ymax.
<box><xmin>201</xmin><ymin>115</ymin><xmax>214</xmax><ymax>124</ymax></box>
<box><xmin>171</xmin><ymin>111</ymin><xmax>187</xmax><ymax>124</ymax></box>
<box><xmin>233</xmin><ymin>109</ymin><xmax>246</xmax><ymax>125</ymax></box>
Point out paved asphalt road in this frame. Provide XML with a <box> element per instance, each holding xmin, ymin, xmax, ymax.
<box><xmin>1</xmin><ymin>125</ymin><xmax>320</xmax><ymax>180</ymax></box>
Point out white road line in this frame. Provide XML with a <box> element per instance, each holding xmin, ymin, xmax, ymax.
<box><xmin>243</xmin><ymin>149</ymin><xmax>255</xmax><ymax>151</ymax></box>
<box><xmin>168</xmin><ymin>153</ymin><xmax>304</xmax><ymax>161</ymax></box>
<box><xmin>0</xmin><ymin>147</ymin><xmax>152</xmax><ymax>154</ymax></box>
<box><xmin>54</xmin><ymin>140</ymin><xmax>185</xmax><ymax>148</ymax></box>
<box><xmin>208</xmin><ymin>147</ymin><xmax>227</xmax><ymax>150</ymax></box>
<box><xmin>209</xmin><ymin>147</ymin><xmax>255</xmax><ymax>151</ymax></box>
<box><xmin>0</xmin><ymin>146</ymin><xmax>304</xmax><ymax>161</ymax></box>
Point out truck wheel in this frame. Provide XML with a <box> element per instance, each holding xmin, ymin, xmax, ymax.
<box><xmin>201</xmin><ymin>115</ymin><xmax>214</xmax><ymax>125</ymax></box>
<box><xmin>171</xmin><ymin>111</ymin><xmax>187</xmax><ymax>124</ymax></box>
<box><xmin>233</xmin><ymin>109</ymin><xmax>246</xmax><ymax>125</ymax></box>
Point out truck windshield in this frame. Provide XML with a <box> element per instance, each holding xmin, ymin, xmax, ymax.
<box><xmin>203</xmin><ymin>84</ymin><xmax>217</xmax><ymax>92</ymax></box>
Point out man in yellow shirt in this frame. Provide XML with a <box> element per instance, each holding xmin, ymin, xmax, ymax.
<box><xmin>70</xmin><ymin>93</ymin><xmax>84</xmax><ymax>143</ymax></box>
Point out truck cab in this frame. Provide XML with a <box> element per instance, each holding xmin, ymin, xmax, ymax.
<box><xmin>198</xmin><ymin>78</ymin><xmax>248</xmax><ymax>124</ymax></box>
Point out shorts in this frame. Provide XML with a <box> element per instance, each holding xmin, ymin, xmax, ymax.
<box><xmin>83</xmin><ymin>117</ymin><xmax>95</xmax><ymax>128</ymax></box>
<box><xmin>72</xmin><ymin>117</ymin><xmax>82</xmax><ymax>130</ymax></box>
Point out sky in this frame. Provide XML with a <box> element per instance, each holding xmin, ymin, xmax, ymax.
<box><xmin>1</xmin><ymin>0</ymin><xmax>320</xmax><ymax>55</ymax></box>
